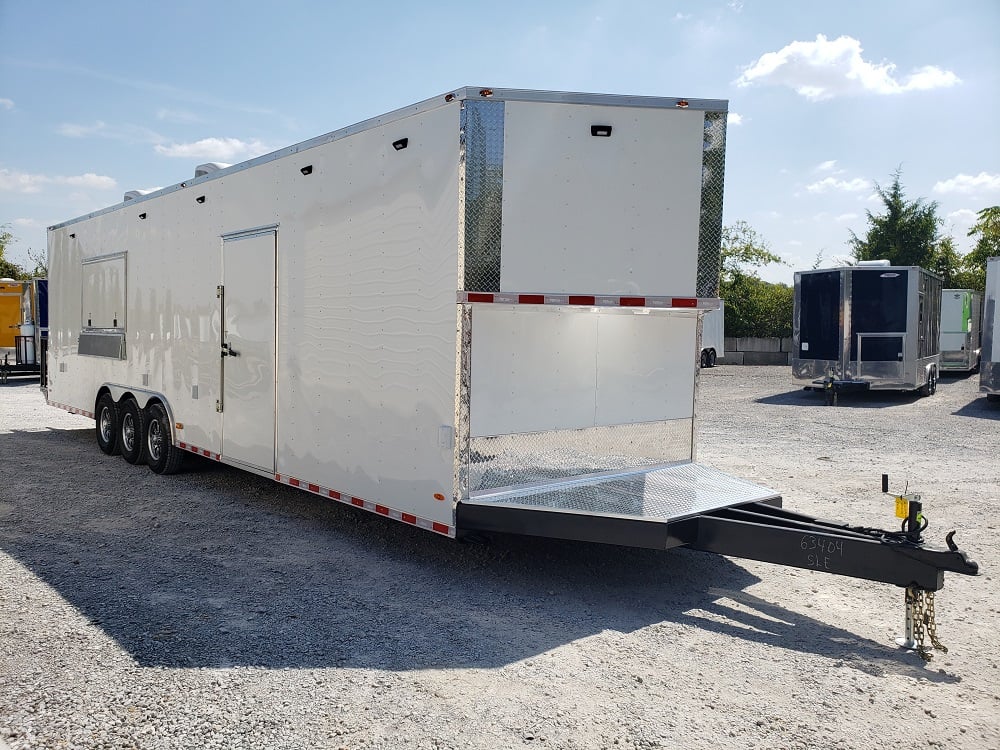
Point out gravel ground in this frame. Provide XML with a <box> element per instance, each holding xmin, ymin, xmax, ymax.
<box><xmin>1</xmin><ymin>366</ymin><xmax>998</xmax><ymax>750</ymax></box>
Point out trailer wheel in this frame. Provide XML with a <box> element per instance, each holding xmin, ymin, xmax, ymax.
<box><xmin>700</xmin><ymin>350</ymin><xmax>709</xmax><ymax>368</ymax></box>
<box><xmin>920</xmin><ymin>368</ymin><xmax>938</xmax><ymax>397</ymax></box>
<box><xmin>119</xmin><ymin>398</ymin><xmax>148</xmax><ymax>465</ymax></box>
<box><xmin>708</xmin><ymin>349</ymin><xmax>717</xmax><ymax>367</ymax></box>
<box><xmin>146</xmin><ymin>403</ymin><xmax>184</xmax><ymax>475</ymax></box>
<box><xmin>95</xmin><ymin>393</ymin><xmax>121</xmax><ymax>455</ymax></box>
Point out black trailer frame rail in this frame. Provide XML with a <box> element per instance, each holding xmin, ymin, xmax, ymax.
<box><xmin>682</xmin><ymin>502</ymin><xmax>978</xmax><ymax>591</ymax></box>
<box><xmin>457</xmin><ymin>499</ymin><xmax>979</xmax><ymax>592</ymax></box>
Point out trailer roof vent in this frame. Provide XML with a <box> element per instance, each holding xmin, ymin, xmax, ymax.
<box><xmin>123</xmin><ymin>189</ymin><xmax>153</xmax><ymax>202</ymax></box>
<box><xmin>194</xmin><ymin>162</ymin><xmax>230</xmax><ymax>178</ymax></box>
<box><xmin>857</xmin><ymin>259</ymin><xmax>892</xmax><ymax>267</ymax></box>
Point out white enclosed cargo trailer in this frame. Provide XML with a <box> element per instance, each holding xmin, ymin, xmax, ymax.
<box><xmin>45</xmin><ymin>89</ymin><xmax>979</xmax><ymax>617</ymax></box>
<box><xmin>700</xmin><ymin>300</ymin><xmax>724</xmax><ymax>367</ymax></box>
<box><xmin>48</xmin><ymin>87</ymin><xmax>777</xmax><ymax>545</ymax></box>
<box><xmin>939</xmin><ymin>289</ymin><xmax>982</xmax><ymax>373</ymax></box>
<box><xmin>981</xmin><ymin>257</ymin><xmax>1000</xmax><ymax>401</ymax></box>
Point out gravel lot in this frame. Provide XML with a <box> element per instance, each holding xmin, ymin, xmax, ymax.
<box><xmin>1</xmin><ymin>366</ymin><xmax>998</xmax><ymax>750</ymax></box>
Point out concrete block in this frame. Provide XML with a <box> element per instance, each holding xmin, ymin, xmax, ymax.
<box><xmin>742</xmin><ymin>351</ymin><xmax>790</xmax><ymax>366</ymax></box>
<box><xmin>724</xmin><ymin>337</ymin><xmax>739</xmax><ymax>352</ymax></box>
<box><xmin>737</xmin><ymin>337</ymin><xmax>781</xmax><ymax>353</ymax></box>
<box><xmin>781</xmin><ymin>337</ymin><xmax>794</xmax><ymax>352</ymax></box>
<box><xmin>722</xmin><ymin>351</ymin><xmax>745</xmax><ymax>365</ymax></box>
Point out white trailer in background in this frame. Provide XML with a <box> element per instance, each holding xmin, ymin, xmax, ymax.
<box><xmin>46</xmin><ymin>88</ymin><xmax>977</xmax><ymax>618</ymax></box>
<box><xmin>700</xmin><ymin>300</ymin><xmax>724</xmax><ymax>367</ymax></box>
<box><xmin>939</xmin><ymin>289</ymin><xmax>982</xmax><ymax>373</ymax></box>
<box><xmin>981</xmin><ymin>257</ymin><xmax>1000</xmax><ymax>401</ymax></box>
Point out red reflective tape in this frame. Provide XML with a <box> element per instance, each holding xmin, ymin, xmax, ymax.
<box><xmin>568</xmin><ymin>295</ymin><xmax>595</xmax><ymax>305</ymax></box>
<box><xmin>289</xmin><ymin>478</ymin><xmax>301</xmax><ymax>487</ymax></box>
<box><xmin>351</xmin><ymin>497</ymin><xmax>364</xmax><ymax>507</ymax></box>
<box><xmin>201</xmin><ymin>449</ymin><xmax>211</xmax><ymax>457</ymax></box>
<box><xmin>432</xmin><ymin>522</ymin><xmax>450</xmax><ymax>535</ymax></box>
<box><xmin>375</xmin><ymin>504</ymin><xmax>389</xmax><ymax>516</ymax></box>
<box><xmin>307</xmin><ymin>483</ymin><xmax>320</xmax><ymax>493</ymax></box>
<box><xmin>328</xmin><ymin>490</ymin><xmax>341</xmax><ymax>500</ymax></box>
<box><xmin>179</xmin><ymin>442</ymin><xmax>188</xmax><ymax>449</ymax></box>
<box><xmin>672</xmin><ymin>297</ymin><xmax>698</xmax><ymax>308</ymax></box>
<box><xmin>401</xmin><ymin>513</ymin><xmax>417</xmax><ymax>525</ymax></box>
<box><xmin>619</xmin><ymin>297</ymin><xmax>645</xmax><ymax>307</ymax></box>
<box><xmin>518</xmin><ymin>294</ymin><xmax>544</xmax><ymax>304</ymax></box>
<box><xmin>275</xmin><ymin>474</ymin><xmax>282</xmax><ymax>482</ymax></box>
<box><xmin>467</xmin><ymin>292</ymin><xmax>494</xmax><ymax>303</ymax></box>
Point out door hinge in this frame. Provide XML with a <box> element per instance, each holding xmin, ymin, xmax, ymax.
<box><xmin>216</xmin><ymin>285</ymin><xmax>224</xmax><ymax>299</ymax></box>
<box><xmin>215</xmin><ymin>399</ymin><xmax>223</xmax><ymax>413</ymax></box>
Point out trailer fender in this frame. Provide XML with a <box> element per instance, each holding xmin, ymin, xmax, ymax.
<box><xmin>101</xmin><ymin>384</ymin><xmax>178</xmax><ymax>446</ymax></box>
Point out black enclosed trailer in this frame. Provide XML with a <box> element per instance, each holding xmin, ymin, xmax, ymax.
<box><xmin>793</xmin><ymin>263</ymin><xmax>942</xmax><ymax>399</ymax></box>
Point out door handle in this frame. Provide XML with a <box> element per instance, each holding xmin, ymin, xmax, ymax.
<box><xmin>221</xmin><ymin>342</ymin><xmax>239</xmax><ymax>358</ymax></box>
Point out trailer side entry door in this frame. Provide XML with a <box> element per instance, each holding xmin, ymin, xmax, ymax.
<box><xmin>221</xmin><ymin>229</ymin><xmax>277</xmax><ymax>472</ymax></box>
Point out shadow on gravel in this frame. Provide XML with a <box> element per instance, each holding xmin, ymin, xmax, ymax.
<box><xmin>951</xmin><ymin>398</ymin><xmax>1000</xmax><ymax>420</ymax></box>
<box><xmin>0</xmin><ymin>426</ymin><xmax>947</xmax><ymax>682</ymax></box>
<box><xmin>757</xmin><ymin>389</ymin><xmax>923</xmax><ymax>409</ymax></box>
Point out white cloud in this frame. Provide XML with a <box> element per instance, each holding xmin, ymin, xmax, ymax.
<box><xmin>727</xmin><ymin>112</ymin><xmax>743</xmax><ymax>126</ymax></box>
<box><xmin>932</xmin><ymin>172</ymin><xmax>1000</xmax><ymax>195</ymax></box>
<box><xmin>57</xmin><ymin>120</ymin><xmax>108</xmax><ymax>137</ymax></box>
<box><xmin>0</xmin><ymin>168</ymin><xmax>117</xmax><ymax>194</ymax></box>
<box><xmin>57</xmin><ymin>120</ymin><xmax>165</xmax><ymax>144</ymax></box>
<box><xmin>806</xmin><ymin>176</ymin><xmax>869</xmax><ymax>193</ymax></box>
<box><xmin>154</xmin><ymin>137</ymin><xmax>271</xmax><ymax>161</ymax></box>
<box><xmin>835</xmin><ymin>213</ymin><xmax>859</xmax><ymax>222</ymax></box>
<box><xmin>947</xmin><ymin>208</ymin><xmax>978</xmax><ymax>223</ymax></box>
<box><xmin>815</xmin><ymin>160</ymin><xmax>839</xmax><ymax>173</ymax></box>
<box><xmin>735</xmin><ymin>34</ymin><xmax>960</xmax><ymax>101</ymax></box>
<box><xmin>673</xmin><ymin>12</ymin><xmax>692</xmax><ymax>21</ymax></box>
<box><xmin>13</xmin><ymin>218</ymin><xmax>43</xmax><ymax>229</ymax></box>
<box><xmin>156</xmin><ymin>108</ymin><xmax>202</xmax><ymax>124</ymax></box>
<box><xmin>0</xmin><ymin>98</ymin><xmax>13</xmax><ymax>110</ymax></box>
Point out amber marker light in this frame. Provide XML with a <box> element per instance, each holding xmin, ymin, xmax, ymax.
<box><xmin>433</xmin><ymin>493</ymin><xmax>446</xmax><ymax>501</ymax></box>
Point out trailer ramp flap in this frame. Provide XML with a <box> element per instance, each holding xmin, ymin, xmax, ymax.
<box><xmin>456</xmin><ymin>462</ymin><xmax>781</xmax><ymax>550</ymax></box>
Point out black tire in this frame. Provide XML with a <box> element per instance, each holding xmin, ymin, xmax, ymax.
<box><xmin>920</xmin><ymin>368</ymin><xmax>938</xmax><ymax>397</ymax></box>
<box><xmin>119</xmin><ymin>398</ymin><xmax>148</xmax><ymax>465</ymax></box>
<box><xmin>708</xmin><ymin>349</ymin><xmax>717</xmax><ymax>367</ymax></box>
<box><xmin>146</xmin><ymin>402</ymin><xmax>184</xmax><ymax>475</ymax></box>
<box><xmin>700</xmin><ymin>350</ymin><xmax>709</xmax><ymax>368</ymax></box>
<box><xmin>95</xmin><ymin>393</ymin><xmax>120</xmax><ymax>455</ymax></box>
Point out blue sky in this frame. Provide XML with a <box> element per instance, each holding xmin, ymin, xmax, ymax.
<box><xmin>1</xmin><ymin>0</ymin><xmax>998</xmax><ymax>284</ymax></box>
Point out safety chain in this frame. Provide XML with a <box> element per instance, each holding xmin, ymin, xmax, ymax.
<box><xmin>907</xmin><ymin>587</ymin><xmax>948</xmax><ymax>661</ymax></box>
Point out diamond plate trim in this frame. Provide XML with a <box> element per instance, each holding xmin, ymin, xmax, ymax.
<box><xmin>461</xmin><ymin>99</ymin><xmax>505</xmax><ymax>292</ymax></box>
<box><xmin>466</xmin><ymin>462</ymin><xmax>777</xmax><ymax>522</ymax></box>
<box><xmin>469</xmin><ymin>419</ymin><xmax>694</xmax><ymax>493</ymax></box>
<box><xmin>697</xmin><ymin>111</ymin><xmax>727</xmax><ymax>298</ymax></box>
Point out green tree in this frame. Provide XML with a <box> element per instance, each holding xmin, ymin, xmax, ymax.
<box><xmin>0</xmin><ymin>224</ymin><xmax>27</xmax><ymax>279</ymax></box>
<box><xmin>718</xmin><ymin>221</ymin><xmax>793</xmax><ymax>338</ymax></box>
<box><xmin>849</xmin><ymin>171</ymin><xmax>940</xmax><ymax>267</ymax></box>
<box><xmin>957</xmin><ymin>206</ymin><xmax>1000</xmax><ymax>290</ymax></box>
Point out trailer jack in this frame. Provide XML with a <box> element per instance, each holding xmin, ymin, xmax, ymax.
<box><xmin>683</xmin><ymin>474</ymin><xmax>979</xmax><ymax>660</ymax></box>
